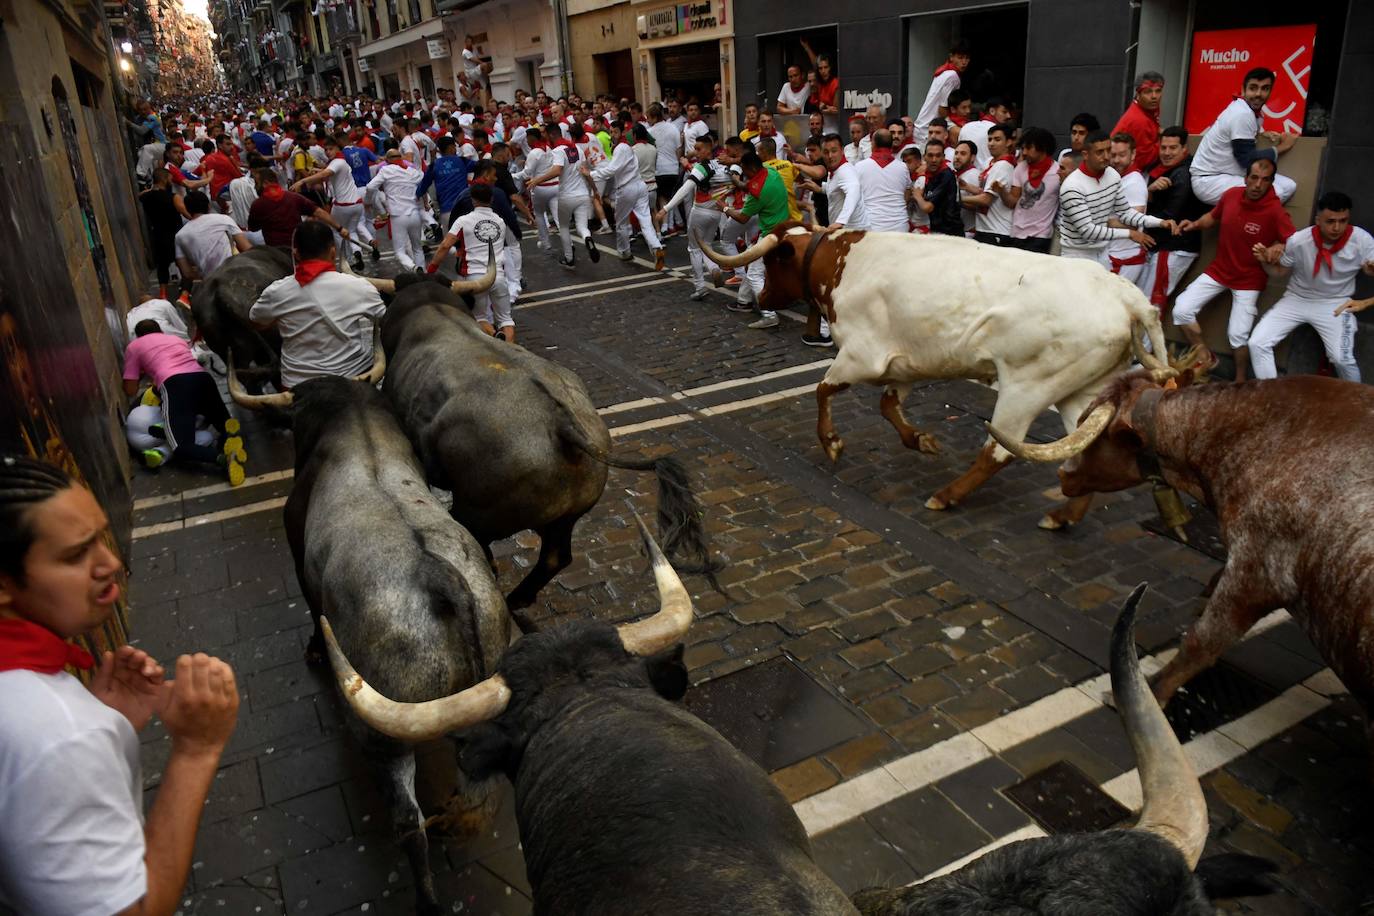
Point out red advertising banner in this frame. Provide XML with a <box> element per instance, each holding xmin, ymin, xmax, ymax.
<box><xmin>1184</xmin><ymin>25</ymin><xmax>1316</xmax><ymax>135</ymax></box>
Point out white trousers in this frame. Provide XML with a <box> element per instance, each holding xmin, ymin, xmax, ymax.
<box><xmin>503</xmin><ymin>225</ymin><xmax>522</xmax><ymax>302</ymax></box>
<box><xmin>1249</xmin><ymin>294</ymin><xmax>1361</xmax><ymax>382</ymax></box>
<box><xmin>532</xmin><ymin>185</ymin><xmax>560</xmax><ymax>249</ymax></box>
<box><xmin>332</xmin><ymin>202</ymin><xmax>366</xmax><ymax>260</ymax></box>
<box><xmin>686</xmin><ymin>204</ymin><xmax>722</xmax><ymax>292</ymax></box>
<box><xmin>746</xmin><ymin>258</ymin><xmax>771</xmax><ymax>318</ymax></box>
<box><xmin>613</xmin><ymin>184</ymin><xmax>661</xmax><ymax>256</ymax></box>
<box><xmin>721</xmin><ymin>212</ymin><xmax>752</xmax><ymax>279</ymax></box>
<box><xmin>1171</xmin><ymin>273</ymin><xmax>1261</xmax><ymax>348</ymax></box>
<box><xmin>1137</xmin><ymin>250</ymin><xmax>1199</xmax><ymax>305</ymax></box>
<box><xmin>473</xmin><ymin>281</ymin><xmax>514</xmax><ymax>331</ymax></box>
<box><xmin>1060</xmin><ymin>246</ymin><xmax>1112</xmax><ymax>269</ymax></box>
<box><xmin>389</xmin><ymin>209</ymin><xmax>424</xmax><ymax>270</ymax></box>
<box><xmin>1192</xmin><ymin>171</ymin><xmax>1296</xmax><ymax>206</ymax></box>
<box><xmin>557</xmin><ymin>196</ymin><xmax>591</xmax><ymax>261</ymax></box>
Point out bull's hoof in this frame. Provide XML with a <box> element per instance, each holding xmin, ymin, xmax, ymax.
<box><xmin>917</xmin><ymin>434</ymin><xmax>941</xmax><ymax>455</ymax></box>
<box><xmin>1038</xmin><ymin>514</ymin><xmax>1069</xmax><ymax>531</ymax></box>
<box><xmin>822</xmin><ymin>437</ymin><xmax>844</xmax><ymax>463</ymax></box>
<box><xmin>925</xmin><ymin>495</ymin><xmax>952</xmax><ymax>511</ymax></box>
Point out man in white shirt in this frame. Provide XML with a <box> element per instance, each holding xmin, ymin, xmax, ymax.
<box><xmin>821</xmin><ymin>133</ymin><xmax>867</xmax><ymax>232</ymax></box>
<box><xmin>291</xmin><ymin>135</ymin><xmax>371</xmax><ymax>270</ymax></box>
<box><xmin>965</xmin><ymin>122</ymin><xmax>1017</xmax><ymax>246</ymax></box>
<box><xmin>853</xmin><ymin>129</ymin><xmax>909</xmax><ymax>233</ymax></box>
<box><xmin>249</xmin><ymin>220</ymin><xmax>385</xmax><ymax>387</ymax></box>
<box><xmin>1057</xmin><ymin>132</ymin><xmax>1175</xmax><ymax>268</ymax></box>
<box><xmin>955</xmin><ymin>97</ymin><xmax>1011</xmax><ymax>170</ymax></box>
<box><xmin>588</xmin><ymin>117</ymin><xmax>665</xmax><ymax>269</ymax></box>
<box><xmin>519</xmin><ymin>127</ymin><xmax>559</xmax><ymax>251</ymax></box>
<box><xmin>527</xmin><ymin>123</ymin><xmax>600</xmax><ymax>270</ymax></box>
<box><xmin>775</xmin><ymin>65</ymin><xmax>810</xmax><ymax>115</ymax></box>
<box><xmin>648</xmin><ymin>103</ymin><xmax>684</xmax><ymax>234</ymax></box>
<box><xmin>1105</xmin><ymin>131</ymin><xmax>1150</xmax><ymax>283</ymax></box>
<box><xmin>1249</xmin><ymin>191</ymin><xmax>1374</xmax><ymax>382</ymax></box>
<box><xmin>428</xmin><ymin>183</ymin><xmax>514</xmax><ymax>341</ymax></box>
<box><xmin>913</xmin><ymin>40</ymin><xmax>970</xmax><ymax>149</ymax></box>
<box><xmin>364</xmin><ymin>148</ymin><xmax>427</xmax><ymax>271</ymax></box>
<box><xmin>0</xmin><ymin>457</ymin><xmax>238</xmax><ymax>916</ymax></box>
<box><xmin>1190</xmin><ymin>67</ymin><xmax>1298</xmax><ymax>205</ymax></box>
<box><xmin>126</xmin><ymin>294</ymin><xmax>191</xmax><ymax>341</ymax></box>
<box><xmin>843</xmin><ymin>117</ymin><xmax>867</xmax><ymax>164</ymax></box>
<box><xmin>682</xmin><ymin>101</ymin><xmax>710</xmax><ymax>150</ymax></box>
<box><xmin>174</xmin><ymin>190</ymin><xmax>251</xmax><ymax>284</ymax></box>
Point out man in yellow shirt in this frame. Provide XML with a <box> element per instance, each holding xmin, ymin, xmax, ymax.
<box><xmin>758</xmin><ymin>136</ymin><xmax>825</xmax><ymax>223</ymax></box>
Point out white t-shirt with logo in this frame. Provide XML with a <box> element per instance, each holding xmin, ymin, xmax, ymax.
<box><xmin>0</xmin><ymin>670</ymin><xmax>146</xmax><ymax>915</ymax></box>
<box><xmin>174</xmin><ymin>213</ymin><xmax>241</xmax><ymax>277</ymax></box>
<box><xmin>777</xmin><ymin>81</ymin><xmax>810</xmax><ymax>112</ymax></box>
<box><xmin>1280</xmin><ymin>226</ymin><xmax>1374</xmax><ymax>301</ymax></box>
<box><xmin>448</xmin><ymin>207</ymin><xmax>507</xmax><ymax>279</ymax></box>
<box><xmin>1191</xmin><ymin>98</ymin><xmax>1260</xmax><ymax>179</ymax></box>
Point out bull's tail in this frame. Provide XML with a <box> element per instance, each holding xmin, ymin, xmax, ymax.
<box><xmin>1125</xmin><ymin>293</ymin><xmax>1173</xmax><ymax>378</ymax></box>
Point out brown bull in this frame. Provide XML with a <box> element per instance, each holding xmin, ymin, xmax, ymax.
<box><xmin>991</xmin><ymin>372</ymin><xmax>1374</xmax><ymax>732</ymax></box>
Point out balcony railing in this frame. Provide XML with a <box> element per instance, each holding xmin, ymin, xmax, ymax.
<box><xmin>325</xmin><ymin>2</ymin><xmax>359</xmax><ymax>42</ymax></box>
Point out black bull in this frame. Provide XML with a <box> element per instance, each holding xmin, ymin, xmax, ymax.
<box><xmin>380</xmin><ymin>276</ymin><xmax>716</xmax><ymax>624</ymax></box>
<box><xmin>190</xmin><ymin>245</ymin><xmax>292</xmax><ymax>387</ymax></box>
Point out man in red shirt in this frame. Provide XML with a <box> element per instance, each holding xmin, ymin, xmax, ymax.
<box><xmin>1112</xmin><ymin>71</ymin><xmax>1165</xmax><ymax>174</ymax></box>
<box><xmin>1171</xmin><ymin>155</ymin><xmax>1295</xmax><ymax>380</ymax></box>
<box><xmin>197</xmin><ymin>134</ymin><xmax>243</xmax><ymax>206</ymax></box>
<box><xmin>247</xmin><ymin>168</ymin><xmax>351</xmax><ymax>250</ymax></box>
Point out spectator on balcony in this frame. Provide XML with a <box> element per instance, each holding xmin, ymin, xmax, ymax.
<box><xmin>801</xmin><ymin>39</ymin><xmax>839</xmax><ymax>115</ymax></box>
<box><xmin>775</xmin><ymin>65</ymin><xmax>810</xmax><ymax>116</ymax></box>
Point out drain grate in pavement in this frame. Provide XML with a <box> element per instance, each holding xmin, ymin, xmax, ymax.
<box><xmin>1142</xmin><ymin>504</ymin><xmax>1227</xmax><ymax>562</ymax></box>
<box><xmin>684</xmin><ymin>655</ymin><xmax>870</xmax><ymax>773</ymax></box>
<box><xmin>1004</xmin><ymin>760</ymin><xmax>1130</xmax><ymax>834</ymax></box>
<box><xmin>1163</xmin><ymin>660</ymin><xmax>1278</xmax><ymax>742</ymax></box>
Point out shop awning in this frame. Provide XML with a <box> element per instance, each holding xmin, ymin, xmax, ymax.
<box><xmin>357</xmin><ymin>18</ymin><xmax>444</xmax><ymax>58</ymax></box>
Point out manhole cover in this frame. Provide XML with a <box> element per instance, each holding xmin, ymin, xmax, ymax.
<box><xmin>1164</xmin><ymin>661</ymin><xmax>1278</xmax><ymax>742</ymax></box>
<box><xmin>684</xmin><ymin>655</ymin><xmax>869</xmax><ymax>772</ymax></box>
<box><xmin>1004</xmin><ymin>760</ymin><xmax>1130</xmax><ymax>834</ymax></box>
<box><xmin>1142</xmin><ymin>505</ymin><xmax>1227</xmax><ymax>562</ymax></box>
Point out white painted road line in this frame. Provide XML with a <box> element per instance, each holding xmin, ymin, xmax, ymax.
<box><xmin>676</xmin><ymin>359</ymin><xmax>833</xmax><ymax>399</ymax></box>
<box><xmin>609</xmin><ymin>414</ymin><xmax>694</xmax><ymax>438</ymax></box>
<box><xmin>515</xmin><ymin>276</ymin><xmax>678</xmax><ymax>308</ymax></box>
<box><xmin>520</xmin><ymin>274</ymin><xmax>652</xmax><ymax>301</ymax></box>
<box><xmin>132</xmin><ymin>469</ymin><xmax>295</xmax><ymax>511</ymax></box>
<box><xmin>132</xmin><ymin>496</ymin><xmax>289</xmax><ymax>540</ymax></box>
<box><xmin>698</xmin><ymin>383</ymin><xmax>819</xmax><ymax>417</ymax></box>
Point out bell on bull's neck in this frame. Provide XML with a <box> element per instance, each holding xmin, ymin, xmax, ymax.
<box><xmin>1152</xmin><ymin>483</ymin><xmax>1192</xmax><ymax>543</ymax></box>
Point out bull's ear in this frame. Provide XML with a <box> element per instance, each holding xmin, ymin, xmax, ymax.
<box><xmin>644</xmin><ymin>644</ymin><xmax>688</xmax><ymax>700</ymax></box>
<box><xmin>457</xmin><ymin>723</ymin><xmax>521</xmax><ymax>781</ymax></box>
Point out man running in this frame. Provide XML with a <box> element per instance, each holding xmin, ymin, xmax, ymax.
<box><xmin>290</xmin><ymin>134</ymin><xmax>371</xmax><ymax>270</ymax></box>
<box><xmin>174</xmin><ymin>191</ymin><xmax>251</xmax><ymax>290</ymax></box>
<box><xmin>363</xmin><ymin>149</ymin><xmax>426</xmax><ymax>272</ymax></box>
<box><xmin>526</xmin><ymin>123</ymin><xmax>599</xmax><ymax>270</ymax></box>
<box><xmin>586</xmin><ymin>115</ymin><xmax>665</xmax><ymax>268</ymax></box>
<box><xmin>428</xmin><ymin>183</ymin><xmax>513</xmax><ymax>342</ymax></box>
<box><xmin>719</xmin><ymin>150</ymin><xmax>790</xmax><ymax>331</ymax></box>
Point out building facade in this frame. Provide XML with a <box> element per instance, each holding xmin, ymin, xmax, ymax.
<box><xmin>566</xmin><ymin>0</ymin><xmax>637</xmax><ymax>100</ymax></box>
<box><xmin>632</xmin><ymin>0</ymin><xmax>733</xmax><ymax>129</ymax></box>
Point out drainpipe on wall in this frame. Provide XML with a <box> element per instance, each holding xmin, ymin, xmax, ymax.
<box><xmin>552</xmin><ymin>0</ymin><xmax>573</xmax><ymax>95</ymax></box>
<box><xmin>1122</xmin><ymin>0</ymin><xmax>1142</xmax><ymax>109</ymax></box>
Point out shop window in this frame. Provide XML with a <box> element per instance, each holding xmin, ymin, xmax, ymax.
<box><xmin>754</xmin><ymin>26</ymin><xmax>836</xmax><ymax>113</ymax></box>
<box><xmin>654</xmin><ymin>41</ymin><xmax>719</xmax><ymax>108</ymax></box>
<box><xmin>906</xmin><ymin>5</ymin><xmax>1028</xmax><ymax>118</ymax></box>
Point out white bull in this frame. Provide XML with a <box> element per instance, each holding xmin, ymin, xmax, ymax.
<box><xmin>700</xmin><ymin>226</ymin><xmax>1175</xmax><ymax>528</ymax></box>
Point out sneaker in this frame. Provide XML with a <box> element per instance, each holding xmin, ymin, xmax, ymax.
<box><xmin>748</xmin><ymin>314</ymin><xmax>781</xmax><ymax>330</ymax></box>
<box><xmin>689</xmin><ymin>288</ymin><xmax>710</xmax><ymax>301</ymax></box>
<box><xmin>726</xmin><ymin>301</ymin><xmax>754</xmax><ymax>313</ymax></box>
<box><xmin>618</xmin><ymin>251</ymin><xmax>634</xmax><ymax>262</ymax></box>
<box><xmin>351</xmin><ymin>255</ymin><xmax>365</xmax><ymax>272</ymax></box>
<box><xmin>802</xmin><ymin>332</ymin><xmax>835</xmax><ymax>348</ymax></box>
<box><xmin>654</xmin><ymin>248</ymin><xmax>666</xmax><ymax>271</ymax></box>
<box><xmin>557</xmin><ymin>255</ymin><xmax>575</xmax><ymax>270</ymax></box>
<box><xmin>141</xmin><ymin>448</ymin><xmax>165</xmax><ymax>469</ymax></box>
<box><xmin>585</xmin><ymin>235</ymin><xmax>600</xmax><ymax>263</ymax></box>
<box><xmin>415</xmin><ymin>266</ymin><xmax>426</xmax><ymax>275</ymax></box>
<box><xmin>216</xmin><ymin>449</ymin><xmax>247</xmax><ymax>487</ymax></box>
<box><xmin>370</xmin><ymin>244</ymin><xmax>381</xmax><ymax>262</ymax></box>
<box><xmin>724</xmin><ymin>275</ymin><xmax>743</xmax><ymax>288</ymax></box>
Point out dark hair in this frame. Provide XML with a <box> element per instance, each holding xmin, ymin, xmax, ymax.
<box><xmin>1019</xmin><ymin>126</ymin><xmax>1055</xmax><ymax>154</ymax></box>
<box><xmin>739</xmin><ymin>150</ymin><xmax>763</xmax><ymax>171</ymax></box>
<box><xmin>293</xmin><ymin>219</ymin><xmax>336</xmax><ymax>260</ymax></box>
<box><xmin>1135</xmin><ymin>70</ymin><xmax>1165</xmax><ymax>92</ymax></box>
<box><xmin>199</xmin><ymin>139</ymin><xmax>216</xmax><ymax>154</ymax></box>
<box><xmin>490</xmin><ymin>142</ymin><xmax>509</xmax><ymax>157</ymax></box>
<box><xmin>928</xmin><ymin>117</ymin><xmax>948</xmax><ymax>129</ymax></box>
<box><xmin>985</xmin><ymin>96</ymin><xmax>1008</xmax><ymax>112</ymax></box>
<box><xmin>949</xmin><ymin>39</ymin><xmax>970</xmax><ymax>56</ymax></box>
<box><xmin>1246</xmin><ymin>155</ymin><xmax>1277</xmax><ymax>178</ymax></box>
<box><xmin>948</xmin><ymin>89</ymin><xmax>971</xmax><ymax>109</ymax></box>
<box><xmin>632</xmin><ymin>124</ymin><xmax>652</xmax><ymax>144</ymax></box>
<box><xmin>0</xmin><ymin>456</ymin><xmax>74</xmax><ymax>583</ymax></box>
<box><xmin>1317</xmin><ymin>190</ymin><xmax>1353</xmax><ymax>213</ymax></box>
<box><xmin>134</xmin><ymin>319</ymin><xmax>162</xmax><ymax>337</ymax></box>
<box><xmin>246</xmin><ymin>152</ymin><xmax>269</xmax><ymax>170</ymax></box>
<box><xmin>525</xmin><ymin>127</ymin><xmax>543</xmax><ymax>142</ymax></box>
<box><xmin>821</xmin><ymin>132</ymin><xmax>844</xmax><ymax>146</ymax></box>
<box><xmin>925</xmin><ymin>138</ymin><xmax>945</xmax><ymax>152</ymax></box>
<box><xmin>956</xmin><ymin>139</ymin><xmax>978</xmax><ymax>156</ymax></box>
<box><xmin>568</xmin><ymin>123</ymin><xmax>586</xmax><ymax>141</ymax></box>
<box><xmin>695</xmin><ymin>130</ymin><xmax>716</xmax><ymax>147</ymax></box>
<box><xmin>184</xmin><ymin>191</ymin><xmax>210</xmax><ymax>215</ymax></box>
<box><xmin>1160</xmin><ymin>125</ymin><xmax>1188</xmax><ymax>145</ymax></box>
<box><xmin>886</xmin><ymin>118</ymin><xmax>904</xmax><ymax>131</ymax></box>
<box><xmin>988</xmin><ymin>122</ymin><xmax>1014</xmax><ymax>141</ymax></box>
<box><xmin>756</xmin><ymin>136</ymin><xmax>776</xmax><ymax>157</ymax></box>
<box><xmin>470</xmin><ymin>182</ymin><xmax>493</xmax><ymax>205</ymax></box>
<box><xmin>438</xmin><ymin>135</ymin><xmax>457</xmax><ymax>153</ymax></box>
<box><xmin>724</xmin><ymin>135</ymin><xmax>746</xmax><ymax>149</ymax></box>
<box><xmin>1084</xmin><ymin>130</ymin><xmax>1112</xmax><ymax>147</ymax></box>
<box><xmin>1243</xmin><ymin>67</ymin><xmax>1276</xmax><ymax>86</ymax></box>
<box><xmin>1070</xmin><ymin>112</ymin><xmax>1101</xmax><ymax>131</ymax></box>
<box><xmin>1110</xmin><ymin>131</ymin><xmax>1136</xmax><ymax>149</ymax></box>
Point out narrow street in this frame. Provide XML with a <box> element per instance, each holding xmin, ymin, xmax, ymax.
<box><xmin>127</xmin><ymin>230</ymin><xmax>1372</xmax><ymax>915</ymax></box>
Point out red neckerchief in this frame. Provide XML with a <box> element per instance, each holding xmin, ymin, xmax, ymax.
<box><xmin>1024</xmin><ymin>156</ymin><xmax>1053</xmax><ymax>188</ymax></box>
<box><xmin>933</xmin><ymin>62</ymin><xmax>960</xmax><ymax>77</ymax></box>
<box><xmin>0</xmin><ymin>618</ymin><xmax>94</xmax><ymax>673</ymax></box>
<box><xmin>955</xmin><ymin>165</ymin><xmax>977</xmax><ymax>184</ymax></box>
<box><xmin>980</xmin><ymin>154</ymin><xmax>1016</xmax><ymax>184</ymax></box>
<box><xmin>294</xmin><ymin>258</ymin><xmax>334</xmax><ymax>286</ymax></box>
<box><xmin>745</xmin><ymin>168</ymin><xmax>768</xmax><ymax>197</ymax></box>
<box><xmin>1078</xmin><ymin>162</ymin><xmax>1106</xmax><ymax>179</ymax></box>
<box><xmin>870</xmin><ymin>147</ymin><xmax>895</xmax><ymax>168</ymax></box>
<box><xmin>1312</xmin><ymin>225</ymin><xmax>1353</xmax><ymax>277</ymax></box>
<box><xmin>949</xmin><ymin>113</ymin><xmax>969</xmax><ymax>127</ymax></box>
<box><xmin>925</xmin><ymin>159</ymin><xmax>948</xmax><ymax>176</ymax></box>
<box><xmin>261</xmin><ymin>183</ymin><xmax>286</xmax><ymax>200</ymax></box>
<box><xmin>1148</xmin><ymin>161</ymin><xmax>1172</xmax><ymax>180</ymax></box>
<box><xmin>981</xmin><ymin>113</ymin><xmax>999</xmax><ymax>123</ymax></box>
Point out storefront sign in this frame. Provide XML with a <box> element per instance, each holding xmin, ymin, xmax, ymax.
<box><xmin>1184</xmin><ymin>25</ymin><xmax>1315</xmax><ymax>134</ymax></box>
<box><xmin>427</xmin><ymin>38</ymin><xmax>449</xmax><ymax>59</ymax></box>
<box><xmin>357</xmin><ymin>56</ymin><xmax>371</xmax><ymax>71</ymax></box>
<box><xmin>677</xmin><ymin>0</ymin><xmax>722</xmax><ymax>33</ymax></box>
<box><xmin>843</xmin><ymin>88</ymin><xmax>893</xmax><ymax>112</ymax></box>
<box><xmin>642</xmin><ymin>7</ymin><xmax>678</xmax><ymax>39</ymax></box>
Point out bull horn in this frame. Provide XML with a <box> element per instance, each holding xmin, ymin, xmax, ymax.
<box><xmin>352</xmin><ymin>326</ymin><xmax>386</xmax><ymax>385</ymax></box>
<box><xmin>451</xmin><ymin>245</ymin><xmax>498</xmax><ymax>294</ymax></box>
<box><xmin>361</xmin><ymin>276</ymin><xmax>396</xmax><ymax>294</ymax></box>
<box><xmin>1132</xmin><ymin>322</ymin><xmax>1178</xmax><ymax>382</ymax></box>
<box><xmin>694</xmin><ymin>231</ymin><xmax>780</xmax><ymax>270</ymax></box>
<box><xmin>616</xmin><ymin>514</ymin><xmax>696</xmax><ymax>656</ymax></box>
<box><xmin>986</xmin><ymin>402</ymin><xmax>1114</xmax><ymax>463</ymax></box>
<box><xmin>1113</xmin><ymin>584</ymin><xmax>1208</xmax><ymax>868</ymax></box>
<box><xmin>320</xmin><ymin>616</ymin><xmax>511</xmax><ymax>743</ymax></box>
<box><xmin>227</xmin><ymin>351</ymin><xmax>293</xmax><ymax>410</ymax></box>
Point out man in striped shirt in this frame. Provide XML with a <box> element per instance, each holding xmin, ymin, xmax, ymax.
<box><xmin>1058</xmin><ymin>131</ymin><xmax>1176</xmax><ymax>268</ymax></box>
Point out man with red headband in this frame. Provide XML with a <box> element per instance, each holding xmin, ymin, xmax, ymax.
<box><xmin>0</xmin><ymin>455</ymin><xmax>239</xmax><ymax>915</ymax></box>
<box><xmin>1248</xmin><ymin>189</ymin><xmax>1374</xmax><ymax>382</ymax></box>
<box><xmin>914</xmin><ymin>40</ymin><xmax>970</xmax><ymax>149</ymax></box>
<box><xmin>1111</xmin><ymin>71</ymin><xmax>1165</xmax><ymax>173</ymax></box>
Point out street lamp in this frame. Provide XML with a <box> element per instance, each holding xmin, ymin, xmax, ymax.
<box><xmin>119</xmin><ymin>57</ymin><xmax>132</xmax><ymax>72</ymax></box>
<box><xmin>121</xmin><ymin>40</ymin><xmax>134</xmax><ymax>54</ymax></box>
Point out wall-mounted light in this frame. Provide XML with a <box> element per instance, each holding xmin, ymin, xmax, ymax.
<box><xmin>121</xmin><ymin>40</ymin><xmax>134</xmax><ymax>53</ymax></box>
<box><xmin>119</xmin><ymin>57</ymin><xmax>132</xmax><ymax>71</ymax></box>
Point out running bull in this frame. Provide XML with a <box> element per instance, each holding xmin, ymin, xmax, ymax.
<box><xmin>993</xmin><ymin>372</ymin><xmax>1374</xmax><ymax>732</ymax></box>
<box><xmin>700</xmin><ymin>227</ymin><xmax>1177</xmax><ymax>529</ymax></box>
<box><xmin>191</xmin><ymin>246</ymin><xmax>291</xmax><ymax>393</ymax></box>
<box><xmin>284</xmin><ymin>376</ymin><xmax>511</xmax><ymax>915</ymax></box>
<box><xmin>378</xmin><ymin>269</ymin><xmax>713</xmax><ymax>624</ymax></box>
<box><xmin>324</xmin><ymin>569</ymin><xmax>1272</xmax><ymax>914</ymax></box>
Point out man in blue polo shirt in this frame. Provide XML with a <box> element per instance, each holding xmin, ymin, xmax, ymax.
<box><xmin>417</xmin><ymin>135</ymin><xmax>474</xmax><ymax>228</ymax></box>
<box><xmin>248</xmin><ymin>120</ymin><xmax>276</xmax><ymax>159</ymax></box>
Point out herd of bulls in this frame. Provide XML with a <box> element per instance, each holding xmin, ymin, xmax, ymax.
<box><xmin>191</xmin><ymin>222</ymin><xmax>1374</xmax><ymax>914</ymax></box>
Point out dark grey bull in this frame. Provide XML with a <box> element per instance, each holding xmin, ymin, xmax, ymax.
<box><xmin>323</xmin><ymin>567</ymin><xmax>1273</xmax><ymax>914</ymax></box>
<box><xmin>284</xmin><ymin>377</ymin><xmax>510</xmax><ymax>915</ymax></box>
<box><xmin>191</xmin><ymin>246</ymin><xmax>291</xmax><ymax>390</ymax></box>
<box><xmin>379</xmin><ymin>274</ymin><xmax>714</xmax><ymax>625</ymax></box>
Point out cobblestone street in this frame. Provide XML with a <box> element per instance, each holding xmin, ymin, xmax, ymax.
<box><xmin>128</xmin><ymin>231</ymin><xmax>1373</xmax><ymax>915</ymax></box>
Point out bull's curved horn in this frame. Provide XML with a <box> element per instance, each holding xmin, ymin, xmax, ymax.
<box><xmin>1112</xmin><ymin>584</ymin><xmax>1208</xmax><ymax>868</ymax></box>
<box><xmin>227</xmin><ymin>351</ymin><xmax>293</xmax><ymax>410</ymax></box>
<box><xmin>361</xmin><ymin>276</ymin><xmax>396</xmax><ymax>294</ymax></box>
<box><xmin>616</xmin><ymin>514</ymin><xmax>696</xmax><ymax>656</ymax></box>
<box><xmin>986</xmin><ymin>402</ymin><xmax>1114</xmax><ymax>463</ymax></box>
<box><xmin>321</xmin><ymin>616</ymin><xmax>512</xmax><ymax>743</ymax></box>
<box><xmin>352</xmin><ymin>327</ymin><xmax>386</xmax><ymax>385</ymax></box>
<box><xmin>694</xmin><ymin>231</ymin><xmax>781</xmax><ymax>270</ymax></box>
<box><xmin>1131</xmin><ymin>321</ymin><xmax>1178</xmax><ymax>382</ymax></box>
<box><xmin>451</xmin><ymin>245</ymin><xmax>498</xmax><ymax>294</ymax></box>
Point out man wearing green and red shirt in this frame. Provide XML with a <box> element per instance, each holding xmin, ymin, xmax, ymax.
<box><xmin>721</xmin><ymin>150</ymin><xmax>790</xmax><ymax>329</ymax></box>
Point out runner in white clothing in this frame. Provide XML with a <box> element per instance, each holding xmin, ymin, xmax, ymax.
<box><xmin>1249</xmin><ymin>191</ymin><xmax>1374</xmax><ymax>382</ymax></box>
<box><xmin>853</xmin><ymin>129</ymin><xmax>909</xmax><ymax>233</ymax></box>
<box><xmin>428</xmin><ymin>184</ymin><xmax>514</xmax><ymax>341</ymax></box>
<box><xmin>363</xmin><ymin>149</ymin><xmax>426</xmax><ymax>271</ymax></box>
<box><xmin>588</xmin><ymin>117</ymin><xmax>665</xmax><ymax>269</ymax></box>
<box><xmin>519</xmin><ymin>128</ymin><xmax>560</xmax><ymax>250</ymax></box>
<box><xmin>1105</xmin><ymin>132</ymin><xmax>1150</xmax><ymax>283</ymax></box>
<box><xmin>527</xmin><ymin>123</ymin><xmax>600</xmax><ymax>269</ymax></box>
<box><xmin>291</xmin><ymin>135</ymin><xmax>369</xmax><ymax>269</ymax></box>
<box><xmin>819</xmin><ymin>134</ymin><xmax>868</xmax><ymax>231</ymax></box>
<box><xmin>965</xmin><ymin>123</ymin><xmax>1017</xmax><ymax>246</ymax></box>
<box><xmin>1189</xmin><ymin>67</ymin><xmax>1298</xmax><ymax>205</ymax></box>
<box><xmin>913</xmin><ymin>41</ymin><xmax>970</xmax><ymax>149</ymax></box>
<box><xmin>658</xmin><ymin>132</ymin><xmax>733</xmax><ymax>300</ymax></box>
